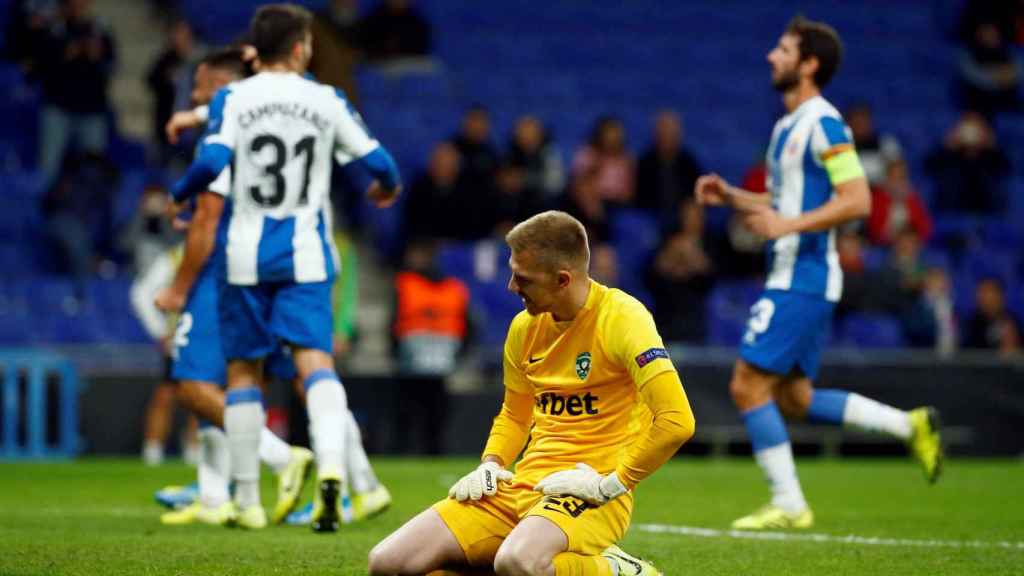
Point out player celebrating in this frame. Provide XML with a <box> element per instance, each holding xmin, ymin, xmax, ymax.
<box><xmin>149</xmin><ymin>46</ymin><xmax>389</xmax><ymax>527</ymax></box>
<box><xmin>695</xmin><ymin>16</ymin><xmax>942</xmax><ymax>530</ymax></box>
<box><xmin>369</xmin><ymin>211</ymin><xmax>695</xmax><ymax>576</ymax></box>
<box><xmin>169</xmin><ymin>4</ymin><xmax>401</xmax><ymax>531</ymax></box>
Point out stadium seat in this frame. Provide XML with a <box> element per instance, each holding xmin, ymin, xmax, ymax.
<box><xmin>837</xmin><ymin>313</ymin><xmax>906</xmax><ymax>349</ymax></box>
<box><xmin>707</xmin><ymin>281</ymin><xmax>762</xmax><ymax>347</ymax></box>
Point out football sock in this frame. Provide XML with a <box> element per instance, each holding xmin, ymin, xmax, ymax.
<box><xmin>142</xmin><ymin>440</ymin><xmax>163</xmax><ymax>466</ymax></box>
<box><xmin>197</xmin><ymin>422</ymin><xmax>229</xmax><ymax>508</ymax></box>
<box><xmin>744</xmin><ymin>401</ymin><xmax>807</xmax><ymax>514</ymax></box>
<box><xmin>553</xmin><ymin>553</ymin><xmax>613</xmax><ymax>576</ymax></box>
<box><xmin>806</xmin><ymin>389</ymin><xmax>849</xmax><ymax>425</ymax></box>
<box><xmin>225</xmin><ymin>387</ymin><xmax>263</xmax><ymax>509</ymax></box>
<box><xmin>839</xmin><ymin>391</ymin><xmax>912</xmax><ymax>440</ymax></box>
<box><xmin>304</xmin><ymin>369</ymin><xmax>347</xmax><ymax>478</ymax></box>
<box><xmin>344</xmin><ymin>409</ymin><xmax>377</xmax><ymax>494</ymax></box>
<box><xmin>259</xmin><ymin>427</ymin><xmax>292</xmax><ymax>474</ymax></box>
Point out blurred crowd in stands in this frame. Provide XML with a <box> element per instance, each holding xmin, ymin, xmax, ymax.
<box><xmin>1</xmin><ymin>0</ymin><xmax>1022</xmax><ymax>358</ymax></box>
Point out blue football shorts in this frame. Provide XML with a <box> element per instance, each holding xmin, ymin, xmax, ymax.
<box><xmin>218</xmin><ymin>279</ymin><xmax>333</xmax><ymax>361</ymax></box>
<box><xmin>171</xmin><ymin>268</ymin><xmax>298</xmax><ymax>385</ymax></box>
<box><xmin>738</xmin><ymin>289</ymin><xmax>834</xmax><ymax>381</ymax></box>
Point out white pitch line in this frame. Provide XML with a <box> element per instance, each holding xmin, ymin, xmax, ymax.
<box><xmin>634</xmin><ymin>523</ymin><xmax>1024</xmax><ymax>550</ymax></box>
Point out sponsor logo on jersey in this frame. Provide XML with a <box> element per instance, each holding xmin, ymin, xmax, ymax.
<box><xmin>535</xmin><ymin>392</ymin><xmax>599</xmax><ymax>416</ymax></box>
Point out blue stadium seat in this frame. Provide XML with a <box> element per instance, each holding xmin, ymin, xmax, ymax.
<box><xmin>436</xmin><ymin>242</ymin><xmax>477</xmax><ymax>281</ymax></box>
<box><xmin>707</xmin><ymin>280</ymin><xmax>762</xmax><ymax>347</ymax></box>
<box><xmin>837</xmin><ymin>313</ymin><xmax>906</xmax><ymax>349</ymax></box>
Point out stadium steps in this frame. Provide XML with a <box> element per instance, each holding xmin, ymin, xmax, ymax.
<box><xmin>94</xmin><ymin>0</ymin><xmax>165</xmax><ymax>141</ymax></box>
<box><xmin>344</xmin><ymin>241</ymin><xmax>395</xmax><ymax>375</ymax></box>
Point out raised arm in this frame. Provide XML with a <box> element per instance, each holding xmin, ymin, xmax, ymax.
<box><xmin>695</xmin><ymin>172</ymin><xmax>772</xmax><ymax>212</ymax></box>
<box><xmin>170</xmin><ymin>87</ymin><xmax>236</xmax><ymax>204</ymax></box>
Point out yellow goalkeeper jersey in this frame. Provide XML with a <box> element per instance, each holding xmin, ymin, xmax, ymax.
<box><xmin>488</xmin><ymin>281</ymin><xmax>677</xmax><ymax>485</ymax></box>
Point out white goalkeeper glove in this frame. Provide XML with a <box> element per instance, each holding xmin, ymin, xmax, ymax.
<box><xmin>533</xmin><ymin>463</ymin><xmax>628</xmax><ymax>506</ymax></box>
<box><xmin>448</xmin><ymin>461</ymin><xmax>514</xmax><ymax>502</ymax></box>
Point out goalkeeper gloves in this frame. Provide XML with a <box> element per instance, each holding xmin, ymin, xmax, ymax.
<box><xmin>533</xmin><ymin>463</ymin><xmax>628</xmax><ymax>506</ymax></box>
<box><xmin>448</xmin><ymin>461</ymin><xmax>514</xmax><ymax>502</ymax></box>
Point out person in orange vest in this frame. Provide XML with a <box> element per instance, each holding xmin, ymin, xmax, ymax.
<box><xmin>391</xmin><ymin>239</ymin><xmax>472</xmax><ymax>454</ymax></box>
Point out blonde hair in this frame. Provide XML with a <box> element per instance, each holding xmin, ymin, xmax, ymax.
<box><xmin>505</xmin><ymin>211</ymin><xmax>590</xmax><ymax>273</ymax></box>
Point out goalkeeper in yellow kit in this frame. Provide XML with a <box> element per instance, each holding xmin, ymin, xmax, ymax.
<box><xmin>369</xmin><ymin>211</ymin><xmax>696</xmax><ymax>576</ymax></box>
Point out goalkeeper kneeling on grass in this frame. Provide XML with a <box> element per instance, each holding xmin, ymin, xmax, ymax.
<box><xmin>368</xmin><ymin>211</ymin><xmax>696</xmax><ymax>576</ymax></box>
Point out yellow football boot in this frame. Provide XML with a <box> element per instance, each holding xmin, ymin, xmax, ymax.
<box><xmin>907</xmin><ymin>407</ymin><xmax>943</xmax><ymax>484</ymax></box>
<box><xmin>731</xmin><ymin>504</ymin><xmax>814</xmax><ymax>530</ymax></box>
<box><xmin>160</xmin><ymin>502</ymin><xmax>200</xmax><ymax>525</ymax></box>
<box><xmin>352</xmin><ymin>484</ymin><xmax>392</xmax><ymax>521</ymax></box>
<box><xmin>271</xmin><ymin>447</ymin><xmax>314</xmax><ymax>524</ymax></box>
<box><xmin>601</xmin><ymin>545</ymin><xmax>663</xmax><ymax>576</ymax></box>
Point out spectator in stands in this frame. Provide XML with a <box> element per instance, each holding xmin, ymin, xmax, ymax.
<box><xmin>390</xmin><ymin>240</ymin><xmax>470</xmax><ymax>454</ymax></box>
<box><xmin>119</xmin><ymin>183</ymin><xmax>179</xmax><ymax>275</ymax></box>
<box><xmin>35</xmin><ymin>0</ymin><xmax>115</xmax><ymax>190</ymax></box>
<box><xmin>956</xmin><ymin>13</ymin><xmax>1022</xmax><ymax>115</ymax></box>
<box><xmin>645</xmin><ymin>199</ymin><xmax>714</xmax><ymax>343</ymax></box>
<box><xmin>740</xmin><ymin>153</ymin><xmax>768</xmax><ymax>193</ymax></box>
<box><xmin>635</xmin><ymin>110</ymin><xmax>702</xmax><ymax>229</ymax></box>
<box><xmin>506</xmin><ymin>115</ymin><xmax>564</xmax><ymax>206</ymax></box>
<box><xmin>572</xmin><ymin>115</ymin><xmax>635</xmax><ymax>205</ymax></box>
<box><xmin>835</xmin><ymin>230</ymin><xmax>868</xmax><ymax>320</ymax></box>
<box><xmin>560</xmin><ymin>169</ymin><xmax>609</xmax><ymax>243</ymax></box>
<box><xmin>450</xmin><ymin>104</ymin><xmax>499</xmax><ymax>198</ymax></box>
<box><xmin>406</xmin><ymin>142</ymin><xmax>479</xmax><ymax>241</ymax></box>
<box><xmin>925</xmin><ymin>111</ymin><xmax>1010</xmax><ymax>213</ymax></box>
<box><xmin>867</xmin><ymin>158</ymin><xmax>932</xmax><ymax>246</ymax></box>
<box><xmin>590</xmin><ymin>243</ymin><xmax>619</xmax><ymax>288</ymax></box>
<box><xmin>358</xmin><ymin>0</ymin><xmax>431</xmax><ymax>64</ymax></box>
<box><xmin>490</xmin><ymin>164</ymin><xmax>535</xmax><ymax>237</ymax></box>
<box><xmin>310</xmin><ymin>0</ymin><xmax>361</xmax><ymax>102</ymax></box>
<box><xmin>3</xmin><ymin>0</ymin><xmax>59</xmax><ymax>75</ymax></box>
<box><xmin>912</xmin><ymin>266</ymin><xmax>957</xmax><ymax>356</ymax></box>
<box><xmin>845</xmin><ymin>103</ymin><xmax>903</xmax><ymax>186</ymax></box>
<box><xmin>42</xmin><ymin>151</ymin><xmax>118</xmax><ymax>301</ymax></box>
<box><xmin>146</xmin><ymin>19</ymin><xmax>195</xmax><ymax>164</ymax></box>
<box><xmin>879</xmin><ymin>228</ymin><xmax>927</xmax><ymax>305</ymax></box>
<box><xmin>963</xmin><ymin>277</ymin><xmax>1023</xmax><ymax>355</ymax></box>
<box><xmin>708</xmin><ymin>155</ymin><xmax>768</xmax><ymax>279</ymax></box>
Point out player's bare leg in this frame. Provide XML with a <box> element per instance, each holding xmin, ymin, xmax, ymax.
<box><xmin>293</xmin><ymin>346</ymin><xmax>349</xmax><ymax>532</ymax></box>
<box><xmin>143</xmin><ymin>381</ymin><xmax>176</xmax><ymax>465</ymax></box>
<box><xmin>730</xmin><ymin>359</ymin><xmax>780</xmax><ymax>412</ymax></box>
<box><xmin>176</xmin><ymin>381</ymin><xmax>226</xmax><ymax>426</ymax></box>
<box><xmin>493</xmin><ymin>516</ymin><xmax>657</xmax><ymax>576</ymax></box>
<box><xmin>772</xmin><ymin>375</ymin><xmax>813</xmax><ymax>419</ymax></box>
<box><xmin>776</xmin><ymin>374</ymin><xmax>942</xmax><ymax>483</ymax></box>
<box><xmin>223</xmin><ymin>358</ymin><xmax>267</xmax><ymax>528</ymax></box>
<box><xmin>730</xmin><ymin>359</ymin><xmax>813</xmax><ymax>529</ymax></box>
<box><xmin>493</xmin><ymin>516</ymin><xmax>566</xmax><ymax>576</ymax></box>
<box><xmin>368</xmin><ymin>508</ymin><xmax>469</xmax><ymax>575</ymax></box>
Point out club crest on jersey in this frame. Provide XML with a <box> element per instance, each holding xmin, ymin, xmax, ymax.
<box><xmin>575</xmin><ymin>352</ymin><xmax>592</xmax><ymax>380</ymax></box>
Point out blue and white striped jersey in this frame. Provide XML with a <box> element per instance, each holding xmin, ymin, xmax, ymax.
<box><xmin>763</xmin><ymin>95</ymin><xmax>854</xmax><ymax>303</ymax></box>
<box><xmin>201</xmin><ymin>71</ymin><xmax>379</xmax><ymax>286</ymax></box>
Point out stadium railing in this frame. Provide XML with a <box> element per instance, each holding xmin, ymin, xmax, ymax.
<box><xmin>0</xmin><ymin>349</ymin><xmax>83</xmax><ymax>459</ymax></box>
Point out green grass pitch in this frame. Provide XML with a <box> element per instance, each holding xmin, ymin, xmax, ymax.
<box><xmin>0</xmin><ymin>458</ymin><xmax>1021</xmax><ymax>575</ymax></box>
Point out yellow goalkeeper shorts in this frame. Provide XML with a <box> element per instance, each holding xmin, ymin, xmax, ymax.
<box><xmin>432</xmin><ymin>482</ymin><xmax>633</xmax><ymax>567</ymax></box>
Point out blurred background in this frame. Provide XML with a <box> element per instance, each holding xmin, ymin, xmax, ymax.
<box><xmin>0</xmin><ymin>0</ymin><xmax>1021</xmax><ymax>463</ymax></box>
